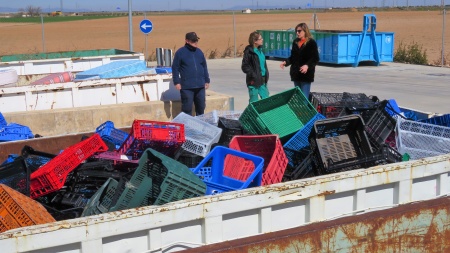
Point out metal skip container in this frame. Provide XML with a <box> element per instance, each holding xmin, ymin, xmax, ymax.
<box><xmin>258</xmin><ymin>14</ymin><xmax>394</xmax><ymax>67</ymax></box>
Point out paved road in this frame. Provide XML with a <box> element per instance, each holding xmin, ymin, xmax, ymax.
<box><xmin>207</xmin><ymin>58</ymin><xmax>450</xmax><ymax>114</ymax></box>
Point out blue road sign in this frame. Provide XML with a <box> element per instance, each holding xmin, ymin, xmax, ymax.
<box><xmin>139</xmin><ymin>19</ymin><xmax>153</xmax><ymax>34</ymax></box>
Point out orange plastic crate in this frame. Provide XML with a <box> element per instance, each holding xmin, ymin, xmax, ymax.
<box><xmin>119</xmin><ymin>120</ymin><xmax>185</xmax><ymax>159</ymax></box>
<box><xmin>226</xmin><ymin>135</ymin><xmax>288</xmax><ymax>185</ymax></box>
<box><xmin>0</xmin><ymin>184</ymin><xmax>55</xmax><ymax>233</ymax></box>
<box><xmin>30</xmin><ymin>134</ymin><xmax>108</xmax><ymax>199</ymax></box>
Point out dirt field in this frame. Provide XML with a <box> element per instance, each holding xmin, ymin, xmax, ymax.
<box><xmin>0</xmin><ymin>10</ymin><xmax>449</xmax><ymax>64</ymax></box>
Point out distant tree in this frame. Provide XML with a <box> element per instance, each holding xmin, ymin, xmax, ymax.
<box><xmin>25</xmin><ymin>5</ymin><xmax>42</xmax><ymax>17</ymax></box>
<box><xmin>16</xmin><ymin>8</ymin><xmax>25</xmax><ymax>17</ymax></box>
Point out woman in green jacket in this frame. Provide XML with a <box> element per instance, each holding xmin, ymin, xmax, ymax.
<box><xmin>241</xmin><ymin>31</ymin><xmax>270</xmax><ymax>103</ymax></box>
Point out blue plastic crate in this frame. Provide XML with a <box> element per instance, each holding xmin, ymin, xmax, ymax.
<box><xmin>0</xmin><ymin>123</ymin><xmax>34</xmax><ymax>142</ymax></box>
<box><xmin>96</xmin><ymin>121</ymin><xmax>129</xmax><ymax>150</ymax></box>
<box><xmin>0</xmin><ymin>112</ymin><xmax>7</xmax><ymax>128</ymax></box>
<box><xmin>190</xmin><ymin>167</ymin><xmax>212</xmax><ymax>182</ymax></box>
<box><xmin>192</xmin><ymin>146</ymin><xmax>264</xmax><ymax>195</ymax></box>
<box><xmin>283</xmin><ymin>113</ymin><xmax>326</xmax><ymax>167</ymax></box>
<box><xmin>419</xmin><ymin>114</ymin><xmax>450</xmax><ymax>127</ymax></box>
<box><xmin>385</xmin><ymin>99</ymin><xmax>402</xmax><ymax>117</ymax></box>
<box><xmin>1</xmin><ymin>154</ymin><xmax>19</xmax><ymax>165</ymax></box>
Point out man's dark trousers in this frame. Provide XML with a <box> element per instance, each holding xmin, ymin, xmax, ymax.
<box><xmin>180</xmin><ymin>87</ymin><xmax>206</xmax><ymax>116</ymax></box>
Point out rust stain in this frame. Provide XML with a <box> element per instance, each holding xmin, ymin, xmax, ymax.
<box><xmin>184</xmin><ymin>197</ymin><xmax>450</xmax><ymax>253</ymax></box>
<box><xmin>139</xmin><ymin>82</ymin><xmax>145</xmax><ymax>96</ymax></box>
<box><xmin>317</xmin><ymin>190</ymin><xmax>335</xmax><ymax>196</ymax></box>
<box><xmin>145</xmin><ymin>92</ymin><xmax>150</xmax><ymax>101</ymax></box>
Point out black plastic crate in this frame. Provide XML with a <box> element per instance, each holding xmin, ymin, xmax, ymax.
<box><xmin>324</xmin><ymin>144</ymin><xmax>403</xmax><ymax>174</ymax></box>
<box><xmin>310</xmin><ymin>92</ymin><xmax>376</xmax><ymax>119</ymax></box>
<box><xmin>217</xmin><ymin>117</ymin><xmax>244</xmax><ymax>146</ymax></box>
<box><xmin>0</xmin><ymin>145</ymin><xmax>55</xmax><ymax>195</ymax></box>
<box><xmin>21</xmin><ymin>145</ymin><xmax>56</xmax><ymax>171</ymax></box>
<box><xmin>309</xmin><ymin>115</ymin><xmax>373</xmax><ymax>174</ymax></box>
<box><xmin>0</xmin><ymin>157</ymin><xmax>31</xmax><ymax>195</ymax></box>
<box><xmin>282</xmin><ymin>148</ymin><xmax>316</xmax><ymax>181</ymax></box>
<box><xmin>364</xmin><ymin>100</ymin><xmax>397</xmax><ymax>150</ymax></box>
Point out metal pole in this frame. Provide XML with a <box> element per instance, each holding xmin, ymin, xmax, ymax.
<box><xmin>313</xmin><ymin>13</ymin><xmax>317</xmax><ymax>30</ymax></box>
<box><xmin>128</xmin><ymin>0</ymin><xmax>133</xmax><ymax>51</ymax></box>
<box><xmin>41</xmin><ymin>14</ymin><xmax>46</xmax><ymax>53</ymax></box>
<box><xmin>442</xmin><ymin>8</ymin><xmax>446</xmax><ymax>67</ymax></box>
<box><xmin>233</xmin><ymin>12</ymin><xmax>236</xmax><ymax>58</ymax></box>
<box><xmin>145</xmin><ymin>13</ymin><xmax>148</xmax><ymax>63</ymax></box>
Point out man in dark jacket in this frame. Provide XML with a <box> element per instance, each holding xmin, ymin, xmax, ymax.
<box><xmin>172</xmin><ymin>32</ymin><xmax>210</xmax><ymax>116</ymax></box>
<box><xmin>241</xmin><ymin>31</ymin><xmax>270</xmax><ymax>103</ymax></box>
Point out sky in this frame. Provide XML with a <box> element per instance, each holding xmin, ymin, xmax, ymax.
<box><xmin>0</xmin><ymin>0</ymin><xmax>448</xmax><ymax>12</ymax></box>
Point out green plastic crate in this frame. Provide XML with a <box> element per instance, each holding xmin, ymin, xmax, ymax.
<box><xmin>239</xmin><ymin>87</ymin><xmax>318</xmax><ymax>143</ymax></box>
<box><xmin>81</xmin><ymin>178</ymin><xmax>118</xmax><ymax>217</ymax></box>
<box><xmin>109</xmin><ymin>148</ymin><xmax>206</xmax><ymax>211</ymax></box>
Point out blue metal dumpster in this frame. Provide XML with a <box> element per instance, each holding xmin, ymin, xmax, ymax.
<box><xmin>258</xmin><ymin>14</ymin><xmax>395</xmax><ymax>67</ymax></box>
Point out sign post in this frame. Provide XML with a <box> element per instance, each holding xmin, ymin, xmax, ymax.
<box><xmin>140</xmin><ymin>19</ymin><xmax>153</xmax><ymax>62</ymax></box>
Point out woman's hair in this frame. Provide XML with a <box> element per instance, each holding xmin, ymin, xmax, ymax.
<box><xmin>248</xmin><ymin>31</ymin><xmax>261</xmax><ymax>46</ymax></box>
<box><xmin>295</xmin><ymin>23</ymin><xmax>313</xmax><ymax>41</ymax></box>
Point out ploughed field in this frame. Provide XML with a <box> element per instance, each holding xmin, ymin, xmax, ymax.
<box><xmin>0</xmin><ymin>10</ymin><xmax>448</xmax><ymax>63</ymax></box>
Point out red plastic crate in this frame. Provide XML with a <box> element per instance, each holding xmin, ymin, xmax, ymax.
<box><xmin>226</xmin><ymin>135</ymin><xmax>288</xmax><ymax>185</ymax></box>
<box><xmin>118</xmin><ymin>120</ymin><xmax>185</xmax><ymax>159</ymax></box>
<box><xmin>0</xmin><ymin>184</ymin><xmax>55</xmax><ymax>233</ymax></box>
<box><xmin>29</xmin><ymin>134</ymin><xmax>108</xmax><ymax>199</ymax></box>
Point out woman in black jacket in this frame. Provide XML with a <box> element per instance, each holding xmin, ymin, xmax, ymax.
<box><xmin>280</xmin><ymin>23</ymin><xmax>319</xmax><ymax>100</ymax></box>
<box><xmin>241</xmin><ymin>31</ymin><xmax>270</xmax><ymax>103</ymax></box>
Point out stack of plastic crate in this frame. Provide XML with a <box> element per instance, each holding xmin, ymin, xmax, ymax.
<box><xmin>195</xmin><ymin>110</ymin><xmax>243</xmax><ymax>126</ymax></box>
<box><xmin>283</xmin><ymin>113</ymin><xmax>326</xmax><ymax>167</ymax></box>
<box><xmin>0</xmin><ymin>123</ymin><xmax>34</xmax><ymax>142</ymax></box>
<box><xmin>172</xmin><ymin>112</ymin><xmax>222</xmax><ymax>157</ymax></box>
<box><xmin>30</xmin><ymin>134</ymin><xmax>108</xmax><ymax>199</ymax></box>
<box><xmin>109</xmin><ymin>148</ymin><xmax>206</xmax><ymax>211</ymax></box>
<box><xmin>227</xmin><ymin>135</ymin><xmax>287</xmax><ymax>185</ymax></box>
<box><xmin>239</xmin><ymin>87</ymin><xmax>317</xmax><ymax>143</ymax></box>
<box><xmin>309</xmin><ymin>115</ymin><xmax>374</xmax><ymax>175</ymax></box>
<box><xmin>96</xmin><ymin>121</ymin><xmax>129</xmax><ymax>150</ymax></box>
<box><xmin>118</xmin><ymin>119</ymin><xmax>185</xmax><ymax>159</ymax></box>
<box><xmin>0</xmin><ymin>184</ymin><xmax>55</xmax><ymax>233</ymax></box>
<box><xmin>395</xmin><ymin>117</ymin><xmax>450</xmax><ymax>160</ymax></box>
<box><xmin>192</xmin><ymin>146</ymin><xmax>264</xmax><ymax>195</ymax></box>
<box><xmin>310</xmin><ymin>92</ymin><xmax>376</xmax><ymax>119</ymax></box>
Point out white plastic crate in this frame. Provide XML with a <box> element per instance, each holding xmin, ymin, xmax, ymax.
<box><xmin>195</xmin><ymin>110</ymin><xmax>243</xmax><ymax>126</ymax></box>
<box><xmin>172</xmin><ymin>112</ymin><xmax>223</xmax><ymax>157</ymax></box>
<box><xmin>395</xmin><ymin>117</ymin><xmax>450</xmax><ymax>160</ymax></box>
